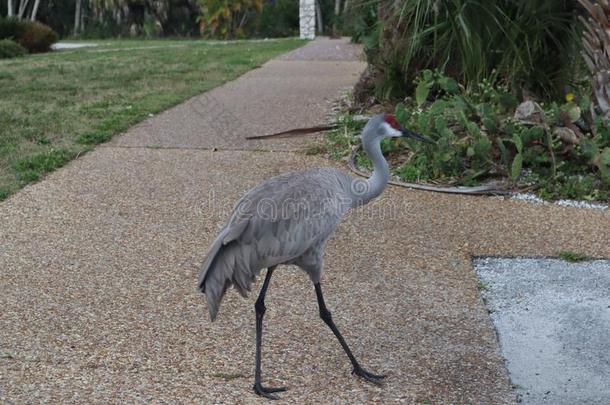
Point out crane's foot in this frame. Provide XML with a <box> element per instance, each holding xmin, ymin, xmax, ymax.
<box><xmin>253</xmin><ymin>382</ymin><xmax>287</xmax><ymax>400</ymax></box>
<box><xmin>352</xmin><ymin>366</ymin><xmax>386</xmax><ymax>386</ymax></box>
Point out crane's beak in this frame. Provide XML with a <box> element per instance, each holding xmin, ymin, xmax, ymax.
<box><xmin>400</xmin><ymin>127</ymin><xmax>435</xmax><ymax>144</ymax></box>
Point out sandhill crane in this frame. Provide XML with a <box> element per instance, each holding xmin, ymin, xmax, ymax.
<box><xmin>198</xmin><ymin>114</ymin><xmax>434</xmax><ymax>399</ymax></box>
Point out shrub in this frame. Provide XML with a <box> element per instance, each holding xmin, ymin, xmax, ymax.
<box><xmin>81</xmin><ymin>19</ymin><xmax>122</xmax><ymax>39</ymax></box>
<box><xmin>0</xmin><ymin>17</ymin><xmax>58</xmax><ymax>53</ymax></box>
<box><xmin>255</xmin><ymin>0</ymin><xmax>299</xmax><ymax>38</ymax></box>
<box><xmin>198</xmin><ymin>0</ymin><xmax>263</xmax><ymax>39</ymax></box>
<box><xmin>0</xmin><ymin>16</ymin><xmax>27</xmax><ymax>40</ymax></box>
<box><xmin>328</xmin><ymin>70</ymin><xmax>610</xmax><ymax>202</ymax></box>
<box><xmin>354</xmin><ymin>0</ymin><xmax>579</xmax><ymax>101</ymax></box>
<box><xmin>18</xmin><ymin>21</ymin><xmax>58</xmax><ymax>53</ymax></box>
<box><xmin>341</xmin><ymin>1</ymin><xmax>377</xmax><ymax>43</ymax></box>
<box><xmin>0</xmin><ymin>39</ymin><xmax>27</xmax><ymax>59</ymax></box>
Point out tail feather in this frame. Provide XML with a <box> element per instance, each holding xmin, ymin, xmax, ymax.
<box><xmin>200</xmin><ymin>250</ymin><xmax>232</xmax><ymax>321</ymax></box>
<box><xmin>198</xmin><ymin>223</ymin><xmax>258</xmax><ymax>321</ymax></box>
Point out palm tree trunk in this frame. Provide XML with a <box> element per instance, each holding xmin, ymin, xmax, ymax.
<box><xmin>315</xmin><ymin>0</ymin><xmax>323</xmax><ymax>34</ymax></box>
<box><xmin>29</xmin><ymin>0</ymin><xmax>40</xmax><ymax>21</ymax></box>
<box><xmin>332</xmin><ymin>0</ymin><xmax>341</xmax><ymax>36</ymax></box>
<box><xmin>80</xmin><ymin>1</ymin><xmax>85</xmax><ymax>33</ymax></box>
<box><xmin>17</xmin><ymin>0</ymin><xmax>29</xmax><ymax>18</ymax></box>
<box><xmin>74</xmin><ymin>0</ymin><xmax>82</xmax><ymax>35</ymax></box>
<box><xmin>578</xmin><ymin>0</ymin><xmax>610</xmax><ymax>120</ymax></box>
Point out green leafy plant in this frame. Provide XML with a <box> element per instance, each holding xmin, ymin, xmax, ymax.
<box><xmin>0</xmin><ymin>39</ymin><xmax>27</xmax><ymax>59</ymax></box>
<box><xmin>197</xmin><ymin>0</ymin><xmax>263</xmax><ymax>39</ymax></box>
<box><xmin>353</xmin><ymin>0</ymin><xmax>580</xmax><ymax>100</ymax></box>
<box><xmin>511</xmin><ymin>133</ymin><xmax>524</xmax><ymax>181</ymax></box>
<box><xmin>342</xmin><ymin>0</ymin><xmax>378</xmax><ymax>42</ymax></box>
<box><xmin>0</xmin><ymin>17</ymin><xmax>58</xmax><ymax>53</ymax></box>
<box><xmin>142</xmin><ymin>13</ymin><xmax>160</xmax><ymax>38</ymax></box>
<box><xmin>477</xmin><ymin>281</ymin><xmax>489</xmax><ymax>291</ymax></box>
<box><xmin>17</xmin><ymin>21</ymin><xmax>59</xmax><ymax>53</ymax></box>
<box><xmin>255</xmin><ymin>0</ymin><xmax>298</xmax><ymax>37</ymax></box>
<box><xmin>325</xmin><ymin>115</ymin><xmax>366</xmax><ymax>160</ymax></box>
<box><xmin>328</xmin><ymin>70</ymin><xmax>610</xmax><ymax>202</ymax></box>
<box><xmin>0</xmin><ymin>16</ymin><xmax>27</xmax><ymax>40</ymax></box>
<box><xmin>557</xmin><ymin>250</ymin><xmax>588</xmax><ymax>262</ymax></box>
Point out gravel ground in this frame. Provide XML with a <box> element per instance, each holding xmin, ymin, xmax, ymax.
<box><xmin>511</xmin><ymin>193</ymin><xmax>608</xmax><ymax>211</ymax></box>
<box><xmin>109</xmin><ymin>38</ymin><xmax>364</xmax><ymax>152</ymax></box>
<box><xmin>1</xmin><ymin>38</ymin><xmax>609</xmax><ymax>403</ymax></box>
<box><xmin>277</xmin><ymin>37</ymin><xmax>364</xmax><ymax>61</ymax></box>
<box><xmin>475</xmin><ymin>258</ymin><xmax>610</xmax><ymax>404</ymax></box>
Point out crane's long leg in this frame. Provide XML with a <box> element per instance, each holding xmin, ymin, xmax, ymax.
<box><xmin>314</xmin><ymin>282</ymin><xmax>386</xmax><ymax>384</ymax></box>
<box><xmin>253</xmin><ymin>266</ymin><xmax>287</xmax><ymax>400</ymax></box>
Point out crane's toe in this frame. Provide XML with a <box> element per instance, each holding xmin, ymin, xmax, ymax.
<box><xmin>253</xmin><ymin>383</ymin><xmax>287</xmax><ymax>400</ymax></box>
<box><xmin>352</xmin><ymin>367</ymin><xmax>386</xmax><ymax>385</ymax></box>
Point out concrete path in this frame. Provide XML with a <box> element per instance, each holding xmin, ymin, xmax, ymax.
<box><xmin>476</xmin><ymin>258</ymin><xmax>610</xmax><ymax>404</ymax></box>
<box><xmin>52</xmin><ymin>43</ymin><xmax>99</xmax><ymax>50</ymax></box>
<box><xmin>1</xmin><ymin>38</ymin><xmax>609</xmax><ymax>403</ymax></box>
<box><xmin>110</xmin><ymin>37</ymin><xmax>363</xmax><ymax>151</ymax></box>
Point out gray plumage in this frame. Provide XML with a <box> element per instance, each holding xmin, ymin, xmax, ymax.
<box><xmin>197</xmin><ymin>114</ymin><xmax>434</xmax><ymax>398</ymax></box>
<box><xmin>199</xmin><ymin>167</ymin><xmax>355</xmax><ymax>320</ymax></box>
<box><xmin>198</xmin><ymin>114</ymin><xmax>421</xmax><ymax>320</ymax></box>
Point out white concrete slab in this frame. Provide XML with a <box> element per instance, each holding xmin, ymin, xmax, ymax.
<box><xmin>52</xmin><ymin>42</ymin><xmax>98</xmax><ymax>50</ymax></box>
<box><xmin>475</xmin><ymin>257</ymin><xmax>610</xmax><ymax>404</ymax></box>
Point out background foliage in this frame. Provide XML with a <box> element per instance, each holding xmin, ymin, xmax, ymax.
<box><xmin>0</xmin><ymin>38</ymin><xmax>26</xmax><ymax>57</ymax></box>
<box><xmin>197</xmin><ymin>0</ymin><xmax>263</xmax><ymax>38</ymax></box>
<box><xmin>0</xmin><ymin>16</ymin><xmax>58</xmax><ymax>52</ymax></box>
<box><xmin>326</xmin><ymin>1</ymin><xmax>610</xmax><ymax>201</ymax></box>
<box><xmin>1</xmin><ymin>0</ymin><xmax>351</xmax><ymax>39</ymax></box>
<box><xmin>352</xmin><ymin>0</ymin><xmax>581</xmax><ymax>101</ymax></box>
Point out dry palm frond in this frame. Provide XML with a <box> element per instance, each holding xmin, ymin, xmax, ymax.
<box><xmin>578</xmin><ymin>0</ymin><xmax>610</xmax><ymax>120</ymax></box>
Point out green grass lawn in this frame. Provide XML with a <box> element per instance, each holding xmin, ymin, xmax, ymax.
<box><xmin>0</xmin><ymin>38</ymin><xmax>304</xmax><ymax>200</ymax></box>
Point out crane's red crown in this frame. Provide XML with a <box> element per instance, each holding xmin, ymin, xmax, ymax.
<box><xmin>384</xmin><ymin>114</ymin><xmax>401</xmax><ymax>130</ymax></box>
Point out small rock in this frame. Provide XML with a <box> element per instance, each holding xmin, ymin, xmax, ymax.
<box><xmin>554</xmin><ymin>126</ymin><xmax>580</xmax><ymax>145</ymax></box>
<box><xmin>514</xmin><ymin>101</ymin><xmax>545</xmax><ymax>124</ymax></box>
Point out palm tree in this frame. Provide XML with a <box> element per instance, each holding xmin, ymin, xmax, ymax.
<box><xmin>579</xmin><ymin>0</ymin><xmax>610</xmax><ymax>120</ymax></box>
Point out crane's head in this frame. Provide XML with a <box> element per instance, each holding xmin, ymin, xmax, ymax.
<box><xmin>362</xmin><ymin>114</ymin><xmax>435</xmax><ymax>145</ymax></box>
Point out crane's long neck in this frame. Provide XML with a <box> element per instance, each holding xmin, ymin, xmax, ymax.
<box><xmin>352</xmin><ymin>138</ymin><xmax>389</xmax><ymax>207</ymax></box>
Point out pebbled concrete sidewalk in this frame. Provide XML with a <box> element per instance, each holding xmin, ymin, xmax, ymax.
<box><xmin>110</xmin><ymin>37</ymin><xmax>363</xmax><ymax>151</ymax></box>
<box><xmin>1</xmin><ymin>38</ymin><xmax>609</xmax><ymax>404</ymax></box>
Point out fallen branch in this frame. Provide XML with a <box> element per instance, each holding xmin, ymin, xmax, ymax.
<box><xmin>245</xmin><ymin>124</ymin><xmax>339</xmax><ymax>140</ymax></box>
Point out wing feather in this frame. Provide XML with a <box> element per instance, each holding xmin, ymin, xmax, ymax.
<box><xmin>198</xmin><ymin>168</ymin><xmax>353</xmax><ymax>320</ymax></box>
